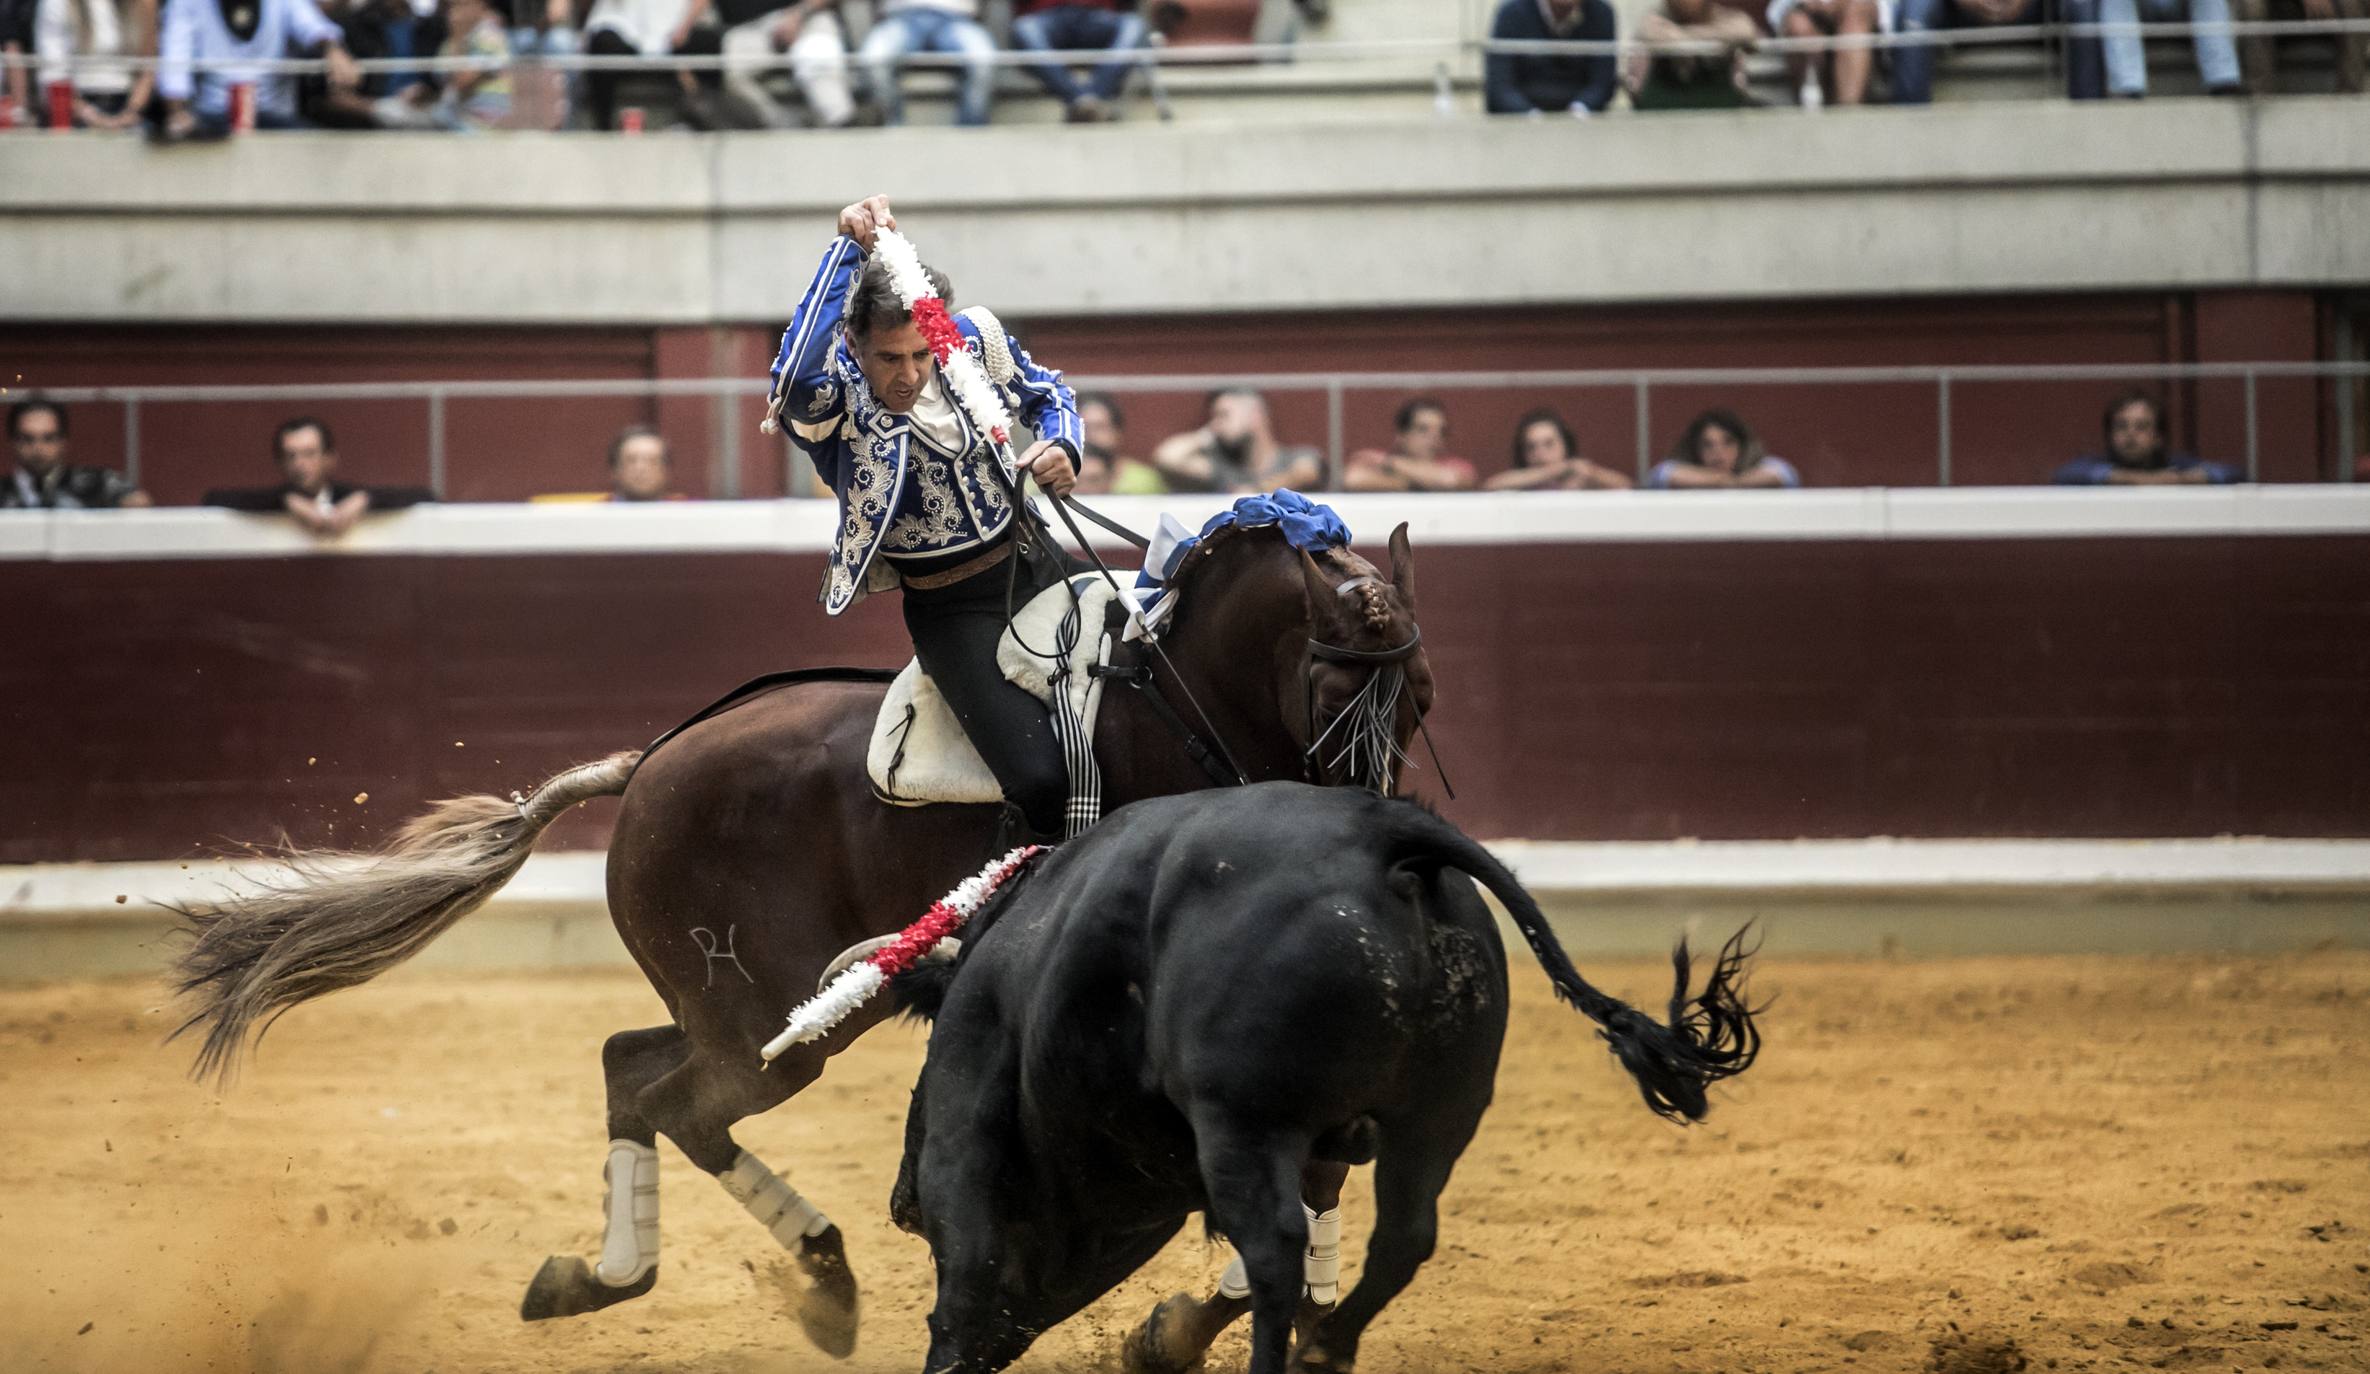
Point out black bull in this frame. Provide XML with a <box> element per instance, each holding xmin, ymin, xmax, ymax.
<box><xmin>892</xmin><ymin>782</ymin><xmax>1761</xmax><ymax>1374</ymax></box>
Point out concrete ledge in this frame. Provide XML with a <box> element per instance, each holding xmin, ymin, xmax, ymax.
<box><xmin>5</xmin><ymin>98</ymin><xmax>2366</xmax><ymax>321</ymax></box>
<box><xmin>9</xmin><ymin>837</ymin><xmax>2366</xmax><ymax>982</ymax></box>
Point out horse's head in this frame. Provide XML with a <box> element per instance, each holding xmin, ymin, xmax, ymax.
<box><xmin>1294</xmin><ymin>522</ymin><xmax>1431</xmax><ymax>795</ymax></box>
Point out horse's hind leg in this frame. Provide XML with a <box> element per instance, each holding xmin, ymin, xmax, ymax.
<box><xmin>1291</xmin><ymin>1121</ymin><xmax>1463</xmax><ymax>1373</ymax></box>
<box><xmin>640</xmin><ymin>1043</ymin><xmax>862</xmax><ymax>1358</ymax></box>
<box><xmin>521</xmin><ymin>1024</ymin><xmax>685</xmax><ymax>1321</ymax></box>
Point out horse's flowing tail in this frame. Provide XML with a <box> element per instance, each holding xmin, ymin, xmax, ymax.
<box><xmin>169</xmin><ymin>751</ymin><xmax>643</xmax><ymax>1086</ymax></box>
<box><xmin>1383</xmin><ymin>805</ymin><xmax>1762</xmax><ymax>1124</ymax></box>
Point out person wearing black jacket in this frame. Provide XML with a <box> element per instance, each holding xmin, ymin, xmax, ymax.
<box><xmin>203</xmin><ymin>415</ymin><xmax>432</xmax><ymax>536</ymax></box>
<box><xmin>1485</xmin><ymin>0</ymin><xmax>1619</xmax><ymax>115</ymax></box>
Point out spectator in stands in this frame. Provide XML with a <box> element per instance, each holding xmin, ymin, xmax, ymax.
<box><xmin>1484</xmin><ymin>407</ymin><xmax>1634</xmax><ymax>490</ymax></box>
<box><xmin>1624</xmin><ymin>0</ymin><xmax>1757</xmax><ymax>109</ymax></box>
<box><xmin>1072</xmin><ymin>393</ymin><xmax>1165</xmax><ymax>495</ymax></box>
<box><xmin>1153</xmin><ymin>389</ymin><xmax>1324</xmax><ymax>494</ymax></box>
<box><xmin>2063</xmin><ymin>0</ymin><xmax>2241</xmax><ymax>97</ymax></box>
<box><xmin>606</xmin><ymin>424</ymin><xmax>682</xmax><ymax>499</ymax></box>
<box><xmin>1890</xmin><ymin>0</ymin><xmax>2035</xmax><ymax>103</ymax></box>
<box><xmin>204</xmin><ymin>416</ymin><xmax>434</xmax><ymax>535</ymax></box>
<box><xmin>859</xmin><ymin>0</ymin><xmax>996</xmax><ymax>127</ymax></box>
<box><xmin>4</xmin><ymin>399</ymin><xmax>151</xmax><ymax>509</ymax></box>
<box><xmin>34</xmin><ymin>0</ymin><xmax>156</xmax><ymax>128</ymax></box>
<box><xmin>1345</xmin><ymin>398</ymin><xmax>1480</xmax><ymax>492</ymax></box>
<box><xmin>1485</xmin><ymin>0</ymin><xmax>1619</xmax><ymax>115</ymax></box>
<box><xmin>2</xmin><ymin>0</ymin><xmax>36</xmax><ymax>123</ymax></box>
<box><xmin>1770</xmin><ymin>0</ymin><xmax>1885</xmax><ymax>106</ymax></box>
<box><xmin>714</xmin><ymin>0</ymin><xmax>858</xmax><ymax>128</ymax></box>
<box><xmin>1010</xmin><ymin>0</ymin><xmax>1145</xmax><ymax>122</ymax></box>
<box><xmin>2236</xmin><ymin>0</ymin><xmax>2365</xmax><ymax>93</ymax></box>
<box><xmin>154</xmin><ymin>0</ymin><xmax>365</xmax><ymax>135</ymax></box>
<box><xmin>2052</xmin><ymin>392</ymin><xmax>2239</xmax><ymax>485</ymax></box>
<box><xmin>581</xmin><ymin>0</ymin><xmax>724</xmax><ymax>129</ymax></box>
<box><xmin>374</xmin><ymin>0</ymin><xmax>514</xmax><ymax>128</ymax></box>
<box><xmin>1648</xmin><ymin>408</ymin><xmax>1802</xmax><ymax>488</ymax></box>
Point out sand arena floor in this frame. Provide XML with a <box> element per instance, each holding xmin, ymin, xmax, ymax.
<box><xmin>3</xmin><ymin>953</ymin><xmax>2366</xmax><ymax>1374</ymax></box>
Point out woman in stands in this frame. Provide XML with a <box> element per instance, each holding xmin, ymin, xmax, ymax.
<box><xmin>763</xmin><ymin>194</ymin><xmax>1085</xmax><ymax>848</ymax></box>
<box><xmin>1485</xmin><ymin>407</ymin><xmax>1635</xmax><ymax>490</ymax></box>
<box><xmin>1648</xmin><ymin>408</ymin><xmax>1804</xmax><ymax>489</ymax></box>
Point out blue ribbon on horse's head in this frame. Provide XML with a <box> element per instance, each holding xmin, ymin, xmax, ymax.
<box><xmin>1127</xmin><ymin>489</ymin><xmax>1353</xmax><ymax>641</ymax></box>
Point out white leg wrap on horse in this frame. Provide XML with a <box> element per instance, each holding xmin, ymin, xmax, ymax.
<box><xmin>720</xmin><ymin>1150</ymin><xmax>831</xmax><ymax>1247</ymax></box>
<box><xmin>1303</xmin><ymin>1205</ymin><xmax>1342</xmax><ymax>1305</ymax></box>
<box><xmin>595</xmin><ymin>1139</ymin><xmax>660</xmax><ymax>1287</ymax></box>
<box><xmin>1217</xmin><ymin>1254</ymin><xmax>1252</xmax><ymax>1301</ymax></box>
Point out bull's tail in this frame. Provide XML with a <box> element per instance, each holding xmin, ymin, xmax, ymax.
<box><xmin>168</xmin><ymin>751</ymin><xmax>643</xmax><ymax>1086</ymax></box>
<box><xmin>1381</xmin><ymin>805</ymin><xmax>1761</xmax><ymax>1123</ymax></box>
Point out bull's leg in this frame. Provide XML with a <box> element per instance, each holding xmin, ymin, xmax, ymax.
<box><xmin>521</xmin><ymin>1024</ymin><xmax>684</xmax><ymax>1321</ymax></box>
<box><xmin>1194</xmin><ymin>1131</ymin><xmax>1312</xmax><ymax>1374</ymax></box>
<box><xmin>1123</xmin><ymin>1159</ymin><xmax>1349</xmax><ymax>1374</ymax></box>
<box><xmin>644</xmin><ymin>1046</ymin><xmax>862</xmax><ymax>1358</ymax></box>
<box><xmin>1291</xmin><ymin>1136</ymin><xmax>1458</xmax><ymax>1372</ymax></box>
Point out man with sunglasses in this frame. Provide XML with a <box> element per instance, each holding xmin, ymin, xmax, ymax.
<box><xmin>4</xmin><ymin>399</ymin><xmax>150</xmax><ymax>509</ymax></box>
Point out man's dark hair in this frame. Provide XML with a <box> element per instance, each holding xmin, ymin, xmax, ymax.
<box><xmin>273</xmin><ymin>416</ymin><xmax>336</xmax><ymax>463</ymax></box>
<box><xmin>1510</xmin><ymin>407</ymin><xmax>1576</xmax><ymax>469</ymax></box>
<box><xmin>8</xmin><ymin>396</ymin><xmax>67</xmax><ymax>441</ymax></box>
<box><xmin>847</xmin><ymin>255</ymin><xmax>954</xmax><ymax>341</ymax></box>
<box><xmin>1669</xmin><ymin>407</ymin><xmax>1767</xmax><ymax>471</ymax></box>
<box><xmin>2101</xmin><ymin>390</ymin><xmax>2164</xmax><ymax>446</ymax></box>
<box><xmin>1394</xmin><ymin>396</ymin><xmax>1448</xmax><ymax>435</ymax></box>
<box><xmin>607</xmin><ymin>424</ymin><xmax>668</xmax><ymax>469</ymax></box>
<box><xmin>1204</xmin><ymin>386</ymin><xmax>1264</xmax><ymax>414</ymax></box>
<box><xmin>1079</xmin><ymin>391</ymin><xmax>1125</xmax><ymax>431</ymax></box>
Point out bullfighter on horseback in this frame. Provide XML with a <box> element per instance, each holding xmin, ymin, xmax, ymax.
<box><xmin>764</xmin><ymin>192</ymin><xmax>1085</xmax><ymax>849</ymax></box>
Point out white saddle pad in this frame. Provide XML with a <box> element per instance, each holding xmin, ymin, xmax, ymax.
<box><xmin>867</xmin><ymin>575</ymin><xmax>1114</xmax><ymax>807</ymax></box>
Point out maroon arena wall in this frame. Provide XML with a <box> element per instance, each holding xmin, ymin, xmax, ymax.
<box><xmin>5</xmin><ymin>533</ymin><xmax>2366</xmax><ymax>864</ymax></box>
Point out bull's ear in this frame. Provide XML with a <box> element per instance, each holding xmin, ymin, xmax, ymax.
<box><xmin>1387</xmin><ymin>521</ymin><xmax>1416</xmax><ymax>611</ymax></box>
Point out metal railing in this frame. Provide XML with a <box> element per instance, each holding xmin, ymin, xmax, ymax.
<box><xmin>28</xmin><ymin>360</ymin><xmax>2369</xmax><ymax>494</ymax></box>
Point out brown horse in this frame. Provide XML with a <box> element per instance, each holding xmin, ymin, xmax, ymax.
<box><xmin>169</xmin><ymin>517</ymin><xmax>1431</xmax><ymax>1358</ymax></box>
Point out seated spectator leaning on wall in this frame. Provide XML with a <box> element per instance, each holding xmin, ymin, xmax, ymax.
<box><xmin>3</xmin><ymin>0</ymin><xmax>34</xmax><ymax>121</ymax></box>
<box><xmin>1625</xmin><ymin>0</ymin><xmax>1757</xmax><ymax>109</ymax></box>
<box><xmin>713</xmin><ymin>0</ymin><xmax>858</xmax><ymax>128</ymax></box>
<box><xmin>581</xmin><ymin>0</ymin><xmax>726</xmax><ymax>129</ymax></box>
<box><xmin>860</xmin><ymin>0</ymin><xmax>997</xmax><ymax>127</ymax></box>
<box><xmin>1485</xmin><ymin>407</ymin><xmax>1633</xmax><ymax>489</ymax></box>
<box><xmin>2052</xmin><ymin>392</ymin><xmax>2239</xmax><ymax>485</ymax></box>
<box><xmin>1648</xmin><ymin>408</ymin><xmax>1802</xmax><ymax>488</ymax></box>
<box><xmin>1010</xmin><ymin>0</ymin><xmax>1145</xmax><ymax>122</ymax></box>
<box><xmin>1485</xmin><ymin>0</ymin><xmax>1619</xmax><ymax>115</ymax></box>
<box><xmin>1072</xmin><ymin>392</ymin><xmax>1166</xmax><ymax>495</ymax></box>
<box><xmin>1770</xmin><ymin>0</ymin><xmax>1885</xmax><ymax>106</ymax></box>
<box><xmin>154</xmin><ymin>0</ymin><xmax>364</xmax><ymax>135</ymax></box>
<box><xmin>2235</xmin><ymin>0</ymin><xmax>2365</xmax><ymax>93</ymax></box>
<box><xmin>204</xmin><ymin>417</ymin><xmax>434</xmax><ymax>535</ymax></box>
<box><xmin>373</xmin><ymin>0</ymin><xmax>514</xmax><ymax>129</ymax></box>
<box><xmin>1890</xmin><ymin>0</ymin><xmax>2034</xmax><ymax>104</ymax></box>
<box><xmin>1153</xmin><ymin>389</ymin><xmax>1324</xmax><ymax>494</ymax></box>
<box><xmin>1345</xmin><ymin>398</ymin><xmax>1480</xmax><ymax>492</ymax></box>
<box><xmin>4</xmin><ymin>399</ymin><xmax>151</xmax><ymax>509</ymax></box>
<box><xmin>35</xmin><ymin>0</ymin><xmax>155</xmax><ymax>128</ymax></box>
<box><xmin>2063</xmin><ymin>0</ymin><xmax>2241</xmax><ymax>97</ymax></box>
<box><xmin>605</xmin><ymin>424</ymin><xmax>683</xmax><ymax>500</ymax></box>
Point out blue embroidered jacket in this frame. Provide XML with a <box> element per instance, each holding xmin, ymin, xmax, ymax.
<box><xmin>768</xmin><ymin>236</ymin><xmax>1084</xmax><ymax>615</ymax></box>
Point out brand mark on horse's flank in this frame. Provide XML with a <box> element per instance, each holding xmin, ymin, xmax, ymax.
<box><xmin>690</xmin><ymin>925</ymin><xmax>755</xmax><ymax>989</ymax></box>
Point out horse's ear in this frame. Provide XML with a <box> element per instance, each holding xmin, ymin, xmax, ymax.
<box><xmin>1387</xmin><ymin>522</ymin><xmax>1416</xmax><ymax>611</ymax></box>
<box><xmin>1299</xmin><ymin>549</ymin><xmax>1341</xmax><ymax>625</ymax></box>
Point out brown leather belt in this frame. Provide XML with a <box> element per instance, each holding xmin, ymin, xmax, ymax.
<box><xmin>897</xmin><ymin>539</ymin><xmax>1015</xmax><ymax>591</ymax></box>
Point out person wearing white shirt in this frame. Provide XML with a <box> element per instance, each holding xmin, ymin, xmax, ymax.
<box><xmin>154</xmin><ymin>0</ymin><xmax>360</xmax><ymax>133</ymax></box>
<box><xmin>34</xmin><ymin>0</ymin><xmax>154</xmax><ymax>128</ymax></box>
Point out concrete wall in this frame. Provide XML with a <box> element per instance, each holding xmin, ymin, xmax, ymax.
<box><xmin>5</xmin><ymin>99</ymin><xmax>2367</xmax><ymax>325</ymax></box>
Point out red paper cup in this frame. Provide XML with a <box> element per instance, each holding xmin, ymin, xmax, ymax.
<box><xmin>46</xmin><ymin>80</ymin><xmax>74</xmax><ymax>130</ymax></box>
<box><xmin>619</xmin><ymin>107</ymin><xmax>644</xmax><ymax>135</ymax></box>
<box><xmin>229</xmin><ymin>82</ymin><xmax>256</xmax><ymax>132</ymax></box>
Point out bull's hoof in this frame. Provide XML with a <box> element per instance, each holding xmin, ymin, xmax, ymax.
<box><xmin>518</xmin><ymin>1255</ymin><xmax>657</xmax><ymax>1321</ymax></box>
<box><xmin>1123</xmin><ymin>1290</ymin><xmax>1242</xmax><ymax>1374</ymax></box>
<box><xmin>794</xmin><ymin>1225</ymin><xmax>861</xmax><ymax>1358</ymax></box>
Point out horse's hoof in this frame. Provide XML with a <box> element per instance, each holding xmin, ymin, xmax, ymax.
<box><xmin>519</xmin><ymin>1255</ymin><xmax>657</xmax><ymax>1321</ymax></box>
<box><xmin>794</xmin><ymin>1226</ymin><xmax>861</xmax><ymax>1358</ymax></box>
<box><xmin>1123</xmin><ymin>1292</ymin><xmax>1220</xmax><ymax>1374</ymax></box>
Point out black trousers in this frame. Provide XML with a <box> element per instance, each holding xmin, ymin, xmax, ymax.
<box><xmin>898</xmin><ymin>543</ymin><xmax>1074</xmax><ymax>839</ymax></box>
